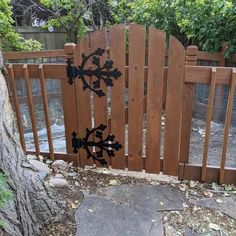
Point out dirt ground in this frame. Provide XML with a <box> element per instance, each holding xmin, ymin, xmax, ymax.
<box><xmin>189</xmin><ymin>118</ymin><xmax>236</xmax><ymax>168</ymax></box>
<box><xmin>42</xmin><ymin>166</ymin><xmax>236</xmax><ymax>236</ymax></box>
<box><xmin>25</xmin><ymin>117</ymin><xmax>236</xmax><ymax>169</ymax></box>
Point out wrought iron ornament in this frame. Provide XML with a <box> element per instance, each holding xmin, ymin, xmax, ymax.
<box><xmin>72</xmin><ymin>124</ymin><xmax>122</xmax><ymax>165</ymax></box>
<box><xmin>67</xmin><ymin>48</ymin><xmax>122</xmax><ymax>97</ymax></box>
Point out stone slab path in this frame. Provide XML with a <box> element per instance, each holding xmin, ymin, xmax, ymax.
<box><xmin>75</xmin><ymin>184</ymin><xmax>186</xmax><ymax>236</ymax></box>
<box><xmin>190</xmin><ymin>195</ymin><xmax>236</xmax><ymax>220</ymax></box>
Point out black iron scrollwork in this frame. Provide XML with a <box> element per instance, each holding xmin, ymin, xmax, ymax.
<box><xmin>72</xmin><ymin>124</ymin><xmax>122</xmax><ymax>165</ymax></box>
<box><xmin>66</xmin><ymin>48</ymin><xmax>122</xmax><ymax>97</ymax></box>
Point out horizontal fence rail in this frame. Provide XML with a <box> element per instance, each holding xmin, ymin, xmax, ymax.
<box><xmin>3</xmin><ymin>26</ymin><xmax>236</xmax><ymax>185</ymax></box>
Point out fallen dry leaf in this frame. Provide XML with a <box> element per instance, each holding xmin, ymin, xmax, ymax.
<box><xmin>209</xmin><ymin>223</ymin><xmax>221</xmax><ymax>231</ymax></box>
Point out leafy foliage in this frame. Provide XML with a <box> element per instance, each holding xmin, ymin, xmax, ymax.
<box><xmin>0</xmin><ymin>174</ymin><xmax>12</xmax><ymax>207</ymax></box>
<box><xmin>108</xmin><ymin>0</ymin><xmax>236</xmax><ymax>56</ymax></box>
<box><xmin>0</xmin><ymin>173</ymin><xmax>13</xmax><ymax>230</ymax></box>
<box><xmin>0</xmin><ymin>0</ymin><xmax>41</xmax><ymax>52</ymax></box>
<box><xmin>39</xmin><ymin>0</ymin><xmax>91</xmax><ymax>42</ymax></box>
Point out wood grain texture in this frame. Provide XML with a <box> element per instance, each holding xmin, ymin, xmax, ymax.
<box><xmin>220</xmin><ymin>69</ymin><xmax>236</xmax><ymax>183</ymax></box>
<box><xmin>61</xmin><ymin>80</ymin><xmax>78</xmax><ymax>154</ymax></box>
<box><xmin>7</xmin><ymin>65</ymin><xmax>26</xmax><ymax>152</ymax></box>
<box><xmin>180</xmin><ymin>163</ymin><xmax>236</xmax><ymax>185</ymax></box>
<box><xmin>163</xmin><ymin>36</ymin><xmax>185</xmax><ymax>176</ymax></box>
<box><xmin>90</xmin><ymin>28</ymin><xmax>109</xmax><ymax>167</ymax></box>
<box><xmin>3</xmin><ymin>49</ymin><xmax>65</xmax><ymax>60</ymax></box>
<box><xmin>39</xmin><ymin>65</ymin><xmax>54</xmax><ymax>160</ymax></box>
<box><xmin>74</xmin><ymin>36</ymin><xmax>94</xmax><ymax>166</ymax></box>
<box><xmin>109</xmin><ymin>24</ymin><xmax>126</xmax><ymax>169</ymax></box>
<box><xmin>145</xmin><ymin>28</ymin><xmax>165</xmax><ymax>173</ymax></box>
<box><xmin>23</xmin><ymin>64</ymin><xmax>40</xmax><ymax>155</ymax></box>
<box><xmin>201</xmin><ymin>68</ymin><xmax>217</xmax><ymax>181</ymax></box>
<box><xmin>179</xmin><ymin>46</ymin><xmax>198</xmax><ymax>164</ymax></box>
<box><xmin>185</xmin><ymin>66</ymin><xmax>232</xmax><ymax>84</ymax></box>
<box><xmin>127</xmin><ymin>24</ymin><xmax>146</xmax><ymax>171</ymax></box>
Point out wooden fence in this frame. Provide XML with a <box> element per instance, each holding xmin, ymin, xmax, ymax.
<box><xmin>15</xmin><ymin>26</ymin><xmax>67</xmax><ymax>50</ymax></box>
<box><xmin>3</xmin><ymin>24</ymin><xmax>236</xmax><ymax>185</ymax></box>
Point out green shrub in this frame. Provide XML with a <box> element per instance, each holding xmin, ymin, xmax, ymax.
<box><xmin>0</xmin><ymin>0</ymin><xmax>42</xmax><ymax>52</ymax></box>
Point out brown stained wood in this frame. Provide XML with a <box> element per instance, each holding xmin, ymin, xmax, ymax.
<box><xmin>9</xmin><ymin>64</ymin><xmax>67</xmax><ymax>80</ymax></box>
<box><xmin>179</xmin><ymin>84</ymin><xmax>195</xmax><ymax>164</ymax></box>
<box><xmin>197</xmin><ymin>51</ymin><xmax>221</xmax><ymax>61</ymax></box>
<box><xmin>9</xmin><ymin>64</ymin><xmax>234</xmax><ymax>85</ymax></box>
<box><xmin>90</xmin><ymin>28</ymin><xmax>109</xmax><ymax>167</ymax></box>
<box><xmin>127</xmin><ymin>24</ymin><xmax>146</xmax><ymax>171</ymax></box>
<box><xmin>61</xmin><ymin>80</ymin><xmax>78</xmax><ymax>154</ymax></box>
<box><xmin>3</xmin><ymin>49</ymin><xmax>65</xmax><ymax>60</ymax></box>
<box><xmin>109</xmin><ymin>24</ymin><xmax>126</xmax><ymax>169</ymax></box>
<box><xmin>74</xmin><ymin>36</ymin><xmax>93</xmax><ymax>166</ymax></box>
<box><xmin>2</xmin><ymin>47</ymin><xmax>223</xmax><ymax>63</ymax></box>
<box><xmin>220</xmin><ymin>69</ymin><xmax>236</xmax><ymax>183</ymax></box>
<box><xmin>163</xmin><ymin>36</ymin><xmax>185</xmax><ymax>176</ymax></box>
<box><xmin>64</xmin><ymin>43</ymin><xmax>76</xmax><ymax>55</ymax></box>
<box><xmin>23</xmin><ymin>64</ymin><xmax>40</xmax><ymax>155</ymax></box>
<box><xmin>214</xmin><ymin>43</ymin><xmax>228</xmax><ymax>121</ymax></box>
<box><xmin>7</xmin><ymin>65</ymin><xmax>26</xmax><ymax>152</ymax></box>
<box><xmin>180</xmin><ymin>163</ymin><xmax>236</xmax><ymax>185</ymax></box>
<box><xmin>179</xmin><ymin>46</ymin><xmax>198</xmax><ymax>164</ymax></box>
<box><xmin>39</xmin><ymin>65</ymin><xmax>54</xmax><ymax>160</ymax></box>
<box><xmin>201</xmin><ymin>68</ymin><xmax>217</xmax><ymax>182</ymax></box>
<box><xmin>145</xmin><ymin>28</ymin><xmax>165</xmax><ymax>173</ymax></box>
<box><xmin>185</xmin><ymin>66</ymin><xmax>233</xmax><ymax>84</ymax></box>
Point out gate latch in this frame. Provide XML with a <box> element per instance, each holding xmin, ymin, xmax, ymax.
<box><xmin>72</xmin><ymin>124</ymin><xmax>122</xmax><ymax>165</ymax></box>
<box><xmin>66</xmin><ymin>47</ymin><xmax>122</xmax><ymax>97</ymax></box>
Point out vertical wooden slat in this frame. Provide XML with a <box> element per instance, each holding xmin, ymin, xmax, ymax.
<box><xmin>61</xmin><ymin>43</ymin><xmax>78</xmax><ymax>156</ymax></box>
<box><xmin>61</xmin><ymin>82</ymin><xmax>78</xmax><ymax>155</ymax></box>
<box><xmin>145</xmin><ymin>28</ymin><xmax>165</xmax><ymax>173</ymax></box>
<box><xmin>220</xmin><ymin>69</ymin><xmax>236</xmax><ymax>183</ymax></box>
<box><xmin>23</xmin><ymin>64</ymin><xmax>40</xmax><ymax>155</ymax></box>
<box><xmin>179</xmin><ymin>46</ymin><xmax>198</xmax><ymax>164</ymax></box>
<box><xmin>109</xmin><ymin>24</ymin><xmax>126</xmax><ymax>169</ymax></box>
<box><xmin>7</xmin><ymin>65</ymin><xmax>26</xmax><ymax>152</ymax></box>
<box><xmin>128</xmin><ymin>24</ymin><xmax>146</xmax><ymax>171</ymax></box>
<box><xmin>163</xmin><ymin>36</ymin><xmax>185</xmax><ymax>176</ymax></box>
<box><xmin>74</xmin><ymin>36</ymin><xmax>93</xmax><ymax>166</ymax></box>
<box><xmin>214</xmin><ymin>42</ymin><xmax>228</xmax><ymax>121</ymax></box>
<box><xmin>90</xmin><ymin>29</ymin><xmax>109</xmax><ymax>167</ymax></box>
<box><xmin>39</xmin><ymin>64</ymin><xmax>54</xmax><ymax>160</ymax></box>
<box><xmin>201</xmin><ymin>68</ymin><xmax>217</xmax><ymax>181</ymax></box>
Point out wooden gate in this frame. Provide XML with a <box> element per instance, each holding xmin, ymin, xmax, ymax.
<box><xmin>64</xmin><ymin>24</ymin><xmax>185</xmax><ymax>176</ymax></box>
<box><xmin>4</xmin><ymin>24</ymin><xmax>236</xmax><ymax>184</ymax></box>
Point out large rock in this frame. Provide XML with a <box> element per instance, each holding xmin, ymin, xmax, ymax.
<box><xmin>28</xmin><ymin>159</ymin><xmax>51</xmax><ymax>180</ymax></box>
<box><xmin>190</xmin><ymin>196</ymin><xmax>236</xmax><ymax>220</ymax></box>
<box><xmin>0</xmin><ymin>71</ymin><xmax>65</xmax><ymax>236</ymax></box>
<box><xmin>49</xmin><ymin>177</ymin><xmax>69</xmax><ymax>189</ymax></box>
<box><xmin>76</xmin><ymin>195</ymin><xmax>163</xmax><ymax>236</ymax></box>
<box><xmin>51</xmin><ymin>160</ymin><xmax>69</xmax><ymax>173</ymax></box>
<box><xmin>75</xmin><ymin>184</ymin><xmax>186</xmax><ymax>236</ymax></box>
<box><xmin>95</xmin><ymin>184</ymin><xmax>186</xmax><ymax>211</ymax></box>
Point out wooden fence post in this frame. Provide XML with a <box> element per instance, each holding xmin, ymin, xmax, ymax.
<box><xmin>179</xmin><ymin>46</ymin><xmax>198</xmax><ymax>165</ymax></box>
<box><xmin>61</xmin><ymin>43</ymin><xmax>79</xmax><ymax>157</ymax></box>
<box><xmin>214</xmin><ymin>42</ymin><xmax>228</xmax><ymax>121</ymax></box>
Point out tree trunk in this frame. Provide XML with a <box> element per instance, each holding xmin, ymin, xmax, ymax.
<box><xmin>0</xmin><ymin>71</ymin><xmax>65</xmax><ymax>236</ymax></box>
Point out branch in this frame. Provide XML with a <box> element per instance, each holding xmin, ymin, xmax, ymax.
<box><xmin>68</xmin><ymin>0</ymin><xmax>102</xmax><ymax>29</ymax></box>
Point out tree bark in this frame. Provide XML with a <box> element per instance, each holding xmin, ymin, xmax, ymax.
<box><xmin>0</xmin><ymin>71</ymin><xmax>65</xmax><ymax>236</ymax></box>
